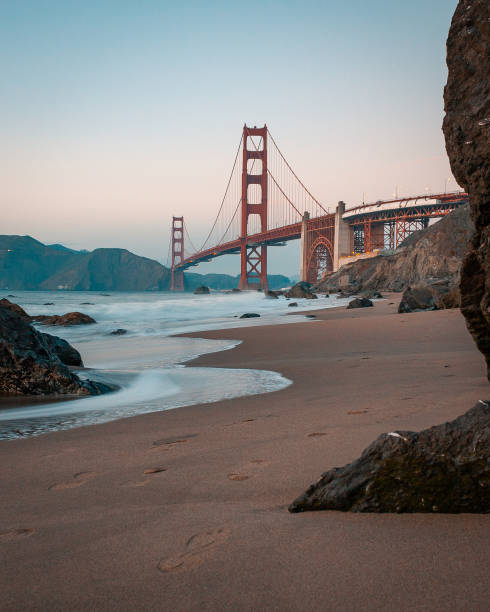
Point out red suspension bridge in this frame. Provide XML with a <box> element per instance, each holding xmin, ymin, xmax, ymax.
<box><xmin>169</xmin><ymin>125</ymin><xmax>468</xmax><ymax>291</ymax></box>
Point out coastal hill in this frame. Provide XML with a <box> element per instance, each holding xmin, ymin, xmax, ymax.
<box><xmin>0</xmin><ymin>235</ymin><xmax>289</xmax><ymax>291</ymax></box>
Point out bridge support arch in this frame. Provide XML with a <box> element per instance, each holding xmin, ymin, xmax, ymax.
<box><xmin>239</xmin><ymin>125</ymin><xmax>269</xmax><ymax>291</ymax></box>
<box><xmin>306</xmin><ymin>236</ymin><xmax>334</xmax><ymax>284</ymax></box>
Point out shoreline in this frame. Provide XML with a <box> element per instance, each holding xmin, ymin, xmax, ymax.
<box><xmin>1</xmin><ymin>295</ymin><xmax>489</xmax><ymax>610</ymax></box>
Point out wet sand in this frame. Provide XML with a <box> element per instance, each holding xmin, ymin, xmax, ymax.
<box><xmin>0</xmin><ymin>296</ymin><xmax>489</xmax><ymax>611</ymax></box>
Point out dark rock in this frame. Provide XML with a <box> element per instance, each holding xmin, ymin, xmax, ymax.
<box><xmin>231</xmin><ymin>288</ymin><xmax>241</xmax><ymax>292</ymax></box>
<box><xmin>240</xmin><ymin>313</ymin><xmax>260</xmax><ymax>319</ymax></box>
<box><xmin>110</xmin><ymin>328</ymin><xmax>128</xmax><ymax>335</ymax></box>
<box><xmin>0</xmin><ymin>301</ymin><xmax>108</xmax><ymax>395</ymax></box>
<box><xmin>398</xmin><ymin>281</ymin><xmax>461</xmax><ymax>313</ymax></box>
<box><xmin>43</xmin><ymin>302</ymin><xmax>54</xmax><ymax>305</ymax></box>
<box><xmin>80</xmin><ymin>302</ymin><xmax>95</xmax><ymax>305</ymax></box>
<box><xmin>0</xmin><ymin>299</ymin><xmax>31</xmax><ymax>321</ymax></box>
<box><xmin>443</xmin><ymin>0</ymin><xmax>490</xmax><ymax>380</ymax></box>
<box><xmin>42</xmin><ymin>334</ymin><xmax>83</xmax><ymax>366</ymax></box>
<box><xmin>347</xmin><ymin>298</ymin><xmax>373</xmax><ymax>309</ymax></box>
<box><xmin>288</xmin><ymin>302</ymin><xmax>298</xmax><ymax>307</ymax></box>
<box><xmin>362</xmin><ymin>290</ymin><xmax>383</xmax><ymax>299</ymax></box>
<box><xmin>284</xmin><ymin>282</ymin><xmax>318</xmax><ymax>299</ymax></box>
<box><xmin>305</xmin><ymin>314</ymin><xmax>316</xmax><ymax>319</ymax></box>
<box><xmin>193</xmin><ymin>285</ymin><xmax>210</xmax><ymax>295</ymax></box>
<box><xmin>32</xmin><ymin>312</ymin><xmax>96</xmax><ymax>326</ymax></box>
<box><xmin>7</xmin><ymin>295</ymin><xmax>16</xmax><ymax>297</ymax></box>
<box><xmin>289</xmin><ymin>400</ymin><xmax>490</xmax><ymax>513</ymax></box>
<box><xmin>265</xmin><ymin>290</ymin><xmax>279</xmax><ymax>299</ymax></box>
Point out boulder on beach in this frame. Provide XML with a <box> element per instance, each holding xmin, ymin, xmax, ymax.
<box><xmin>289</xmin><ymin>400</ymin><xmax>490</xmax><ymax>514</ymax></box>
<box><xmin>193</xmin><ymin>285</ymin><xmax>210</xmax><ymax>295</ymax></box>
<box><xmin>288</xmin><ymin>302</ymin><xmax>298</xmax><ymax>307</ymax></box>
<box><xmin>347</xmin><ymin>297</ymin><xmax>373</xmax><ymax>309</ymax></box>
<box><xmin>240</xmin><ymin>313</ymin><xmax>260</xmax><ymax>319</ymax></box>
<box><xmin>110</xmin><ymin>328</ymin><xmax>128</xmax><ymax>335</ymax></box>
<box><xmin>0</xmin><ymin>301</ymin><xmax>109</xmax><ymax>396</ymax></box>
<box><xmin>284</xmin><ymin>282</ymin><xmax>317</xmax><ymax>299</ymax></box>
<box><xmin>32</xmin><ymin>312</ymin><xmax>96</xmax><ymax>326</ymax></box>
<box><xmin>231</xmin><ymin>288</ymin><xmax>241</xmax><ymax>293</ymax></box>
<box><xmin>398</xmin><ymin>281</ymin><xmax>461</xmax><ymax>313</ymax></box>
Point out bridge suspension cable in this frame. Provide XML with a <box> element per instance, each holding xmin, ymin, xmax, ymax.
<box><xmin>181</xmin><ymin>125</ymin><xmax>331</xmax><ymax>265</ymax></box>
<box><xmin>198</xmin><ymin>133</ymin><xmax>244</xmax><ymax>253</ymax></box>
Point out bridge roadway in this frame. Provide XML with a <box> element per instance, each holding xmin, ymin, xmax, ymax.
<box><xmin>176</xmin><ymin>191</ymin><xmax>468</xmax><ymax>274</ymax></box>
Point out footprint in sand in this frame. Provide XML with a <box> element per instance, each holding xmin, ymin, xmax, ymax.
<box><xmin>48</xmin><ymin>471</ymin><xmax>96</xmax><ymax>491</ymax></box>
<box><xmin>307</xmin><ymin>432</ymin><xmax>327</xmax><ymax>437</ymax></box>
<box><xmin>0</xmin><ymin>528</ymin><xmax>34</xmax><ymax>543</ymax></box>
<box><xmin>158</xmin><ymin>526</ymin><xmax>231</xmax><ymax>573</ymax></box>
<box><xmin>227</xmin><ymin>459</ymin><xmax>269</xmax><ymax>482</ymax></box>
<box><xmin>121</xmin><ymin>468</ymin><xmax>166</xmax><ymax>488</ymax></box>
<box><xmin>151</xmin><ymin>434</ymin><xmax>198</xmax><ymax>451</ymax></box>
<box><xmin>347</xmin><ymin>410</ymin><xmax>368</xmax><ymax>415</ymax></box>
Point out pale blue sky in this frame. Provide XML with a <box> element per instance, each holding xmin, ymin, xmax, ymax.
<box><xmin>1</xmin><ymin>0</ymin><xmax>459</xmax><ymax>275</ymax></box>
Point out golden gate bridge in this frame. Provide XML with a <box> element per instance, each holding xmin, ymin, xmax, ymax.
<box><xmin>169</xmin><ymin>125</ymin><xmax>468</xmax><ymax>291</ymax></box>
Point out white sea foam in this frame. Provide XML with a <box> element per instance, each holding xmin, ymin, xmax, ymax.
<box><xmin>0</xmin><ymin>367</ymin><xmax>291</xmax><ymax>439</ymax></box>
<box><xmin>0</xmin><ymin>289</ymin><xmax>346</xmax><ymax>440</ymax></box>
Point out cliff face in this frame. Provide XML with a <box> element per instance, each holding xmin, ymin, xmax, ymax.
<box><xmin>316</xmin><ymin>206</ymin><xmax>473</xmax><ymax>293</ymax></box>
<box><xmin>443</xmin><ymin>0</ymin><xmax>490</xmax><ymax>379</ymax></box>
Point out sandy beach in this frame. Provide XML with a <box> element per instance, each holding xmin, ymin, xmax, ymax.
<box><xmin>1</xmin><ymin>296</ymin><xmax>489</xmax><ymax>611</ymax></box>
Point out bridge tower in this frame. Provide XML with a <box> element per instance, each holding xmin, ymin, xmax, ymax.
<box><xmin>170</xmin><ymin>216</ymin><xmax>184</xmax><ymax>291</ymax></box>
<box><xmin>239</xmin><ymin>124</ymin><xmax>268</xmax><ymax>291</ymax></box>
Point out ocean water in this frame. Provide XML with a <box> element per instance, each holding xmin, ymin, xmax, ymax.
<box><xmin>0</xmin><ymin>290</ymin><xmax>350</xmax><ymax>439</ymax></box>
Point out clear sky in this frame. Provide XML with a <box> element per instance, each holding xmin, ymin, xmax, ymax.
<box><xmin>1</xmin><ymin>0</ymin><xmax>459</xmax><ymax>276</ymax></box>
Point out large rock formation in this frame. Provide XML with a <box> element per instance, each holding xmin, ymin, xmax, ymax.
<box><xmin>0</xmin><ymin>301</ymin><xmax>110</xmax><ymax>396</ymax></box>
<box><xmin>316</xmin><ymin>205</ymin><xmax>473</xmax><ymax>295</ymax></box>
<box><xmin>443</xmin><ymin>0</ymin><xmax>490</xmax><ymax>379</ymax></box>
<box><xmin>289</xmin><ymin>401</ymin><xmax>489</xmax><ymax>514</ymax></box>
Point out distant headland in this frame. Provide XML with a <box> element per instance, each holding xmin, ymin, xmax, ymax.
<box><xmin>0</xmin><ymin>235</ymin><xmax>289</xmax><ymax>292</ymax></box>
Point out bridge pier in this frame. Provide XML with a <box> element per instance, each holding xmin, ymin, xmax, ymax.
<box><xmin>333</xmin><ymin>201</ymin><xmax>352</xmax><ymax>271</ymax></box>
<box><xmin>170</xmin><ymin>216</ymin><xmax>185</xmax><ymax>291</ymax></box>
<box><xmin>239</xmin><ymin>125</ymin><xmax>269</xmax><ymax>291</ymax></box>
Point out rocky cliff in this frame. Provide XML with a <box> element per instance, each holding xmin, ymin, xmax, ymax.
<box><xmin>443</xmin><ymin>0</ymin><xmax>490</xmax><ymax>379</ymax></box>
<box><xmin>316</xmin><ymin>205</ymin><xmax>473</xmax><ymax>294</ymax></box>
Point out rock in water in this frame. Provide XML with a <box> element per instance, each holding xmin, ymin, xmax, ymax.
<box><xmin>284</xmin><ymin>282</ymin><xmax>318</xmax><ymax>299</ymax></box>
<box><xmin>0</xmin><ymin>301</ymin><xmax>109</xmax><ymax>396</ymax></box>
<box><xmin>347</xmin><ymin>297</ymin><xmax>373</xmax><ymax>309</ymax></box>
<box><xmin>32</xmin><ymin>312</ymin><xmax>96</xmax><ymax>326</ymax></box>
<box><xmin>193</xmin><ymin>285</ymin><xmax>210</xmax><ymax>295</ymax></box>
<box><xmin>42</xmin><ymin>334</ymin><xmax>83</xmax><ymax>366</ymax></box>
<box><xmin>443</xmin><ymin>0</ymin><xmax>490</xmax><ymax>379</ymax></box>
<box><xmin>240</xmin><ymin>313</ymin><xmax>260</xmax><ymax>319</ymax></box>
<box><xmin>289</xmin><ymin>401</ymin><xmax>490</xmax><ymax>514</ymax></box>
<box><xmin>110</xmin><ymin>328</ymin><xmax>128</xmax><ymax>335</ymax></box>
